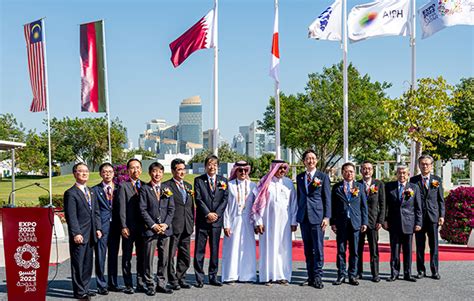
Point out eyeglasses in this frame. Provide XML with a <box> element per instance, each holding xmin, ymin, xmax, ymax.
<box><xmin>237</xmin><ymin>168</ymin><xmax>248</xmax><ymax>173</ymax></box>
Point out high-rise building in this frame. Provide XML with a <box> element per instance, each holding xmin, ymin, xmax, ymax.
<box><xmin>178</xmin><ymin>96</ymin><xmax>203</xmax><ymax>152</ymax></box>
<box><xmin>232</xmin><ymin>132</ymin><xmax>246</xmax><ymax>155</ymax></box>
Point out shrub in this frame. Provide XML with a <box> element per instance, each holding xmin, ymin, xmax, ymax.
<box><xmin>440</xmin><ymin>186</ymin><xmax>474</xmax><ymax>245</ymax></box>
<box><xmin>38</xmin><ymin>194</ymin><xmax>64</xmax><ymax>209</ymax></box>
<box><xmin>113</xmin><ymin>164</ymin><xmax>129</xmax><ymax>186</ymax></box>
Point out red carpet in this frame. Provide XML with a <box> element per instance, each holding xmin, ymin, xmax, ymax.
<box><xmin>187</xmin><ymin>239</ymin><xmax>474</xmax><ymax>262</ymax></box>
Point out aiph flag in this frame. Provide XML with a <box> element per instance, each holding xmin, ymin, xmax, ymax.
<box><xmin>348</xmin><ymin>0</ymin><xmax>410</xmax><ymax>43</ymax></box>
<box><xmin>270</xmin><ymin>2</ymin><xmax>280</xmax><ymax>83</ymax></box>
<box><xmin>24</xmin><ymin>19</ymin><xmax>47</xmax><ymax>112</ymax></box>
<box><xmin>169</xmin><ymin>8</ymin><xmax>217</xmax><ymax>68</ymax></box>
<box><xmin>80</xmin><ymin>20</ymin><xmax>107</xmax><ymax>113</ymax></box>
<box><xmin>308</xmin><ymin>0</ymin><xmax>342</xmax><ymax>41</ymax></box>
<box><xmin>419</xmin><ymin>0</ymin><xmax>474</xmax><ymax>39</ymax></box>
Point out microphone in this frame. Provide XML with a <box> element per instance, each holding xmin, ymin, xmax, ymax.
<box><xmin>6</xmin><ymin>182</ymin><xmax>52</xmax><ymax>208</ymax></box>
<box><xmin>35</xmin><ymin>183</ymin><xmax>54</xmax><ymax>208</ymax></box>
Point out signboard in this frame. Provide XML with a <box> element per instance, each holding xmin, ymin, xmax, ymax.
<box><xmin>2</xmin><ymin>207</ymin><xmax>53</xmax><ymax>301</ymax></box>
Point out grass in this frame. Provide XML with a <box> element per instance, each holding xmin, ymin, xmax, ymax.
<box><xmin>0</xmin><ymin>172</ymin><xmax>198</xmax><ymax>207</ymax></box>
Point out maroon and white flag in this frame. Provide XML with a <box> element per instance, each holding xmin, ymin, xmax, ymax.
<box><xmin>270</xmin><ymin>4</ymin><xmax>280</xmax><ymax>83</ymax></box>
<box><xmin>169</xmin><ymin>8</ymin><xmax>217</xmax><ymax>68</ymax></box>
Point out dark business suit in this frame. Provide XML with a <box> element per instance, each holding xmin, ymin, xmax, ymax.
<box><xmin>164</xmin><ymin>178</ymin><xmax>195</xmax><ymax>286</ymax></box>
<box><xmin>296</xmin><ymin>170</ymin><xmax>331</xmax><ymax>282</ymax></box>
<box><xmin>64</xmin><ymin>185</ymin><xmax>101</xmax><ymax>297</ymax></box>
<box><xmin>330</xmin><ymin>181</ymin><xmax>368</xmax><ymax>278</ymax></box>
<box><xmin>193</xmin><ymin>174</ymin><xmax>229</xmax><ymax>284</ymax></box>
<box><xmin>91</xmin><ymin>183</ymin><xmax>116</xmax><ymax>290</ymax></box>
<box><xmin>410</xmin><ymin>174</ymin><xmax>445</xmax><ymax>275</ymax></box>
<box><xmin>385</xmin><ymin>181</ymin><xmax>422</xmax><ymax>278</ymax></box>
<box><xmin>140</xmin><ymin>182</ymin><xmax>175</xmax><ymax>289</ymax></box>
<box><xmin>118</xmin><ymin>179</ymin><xmax>146</xmax><ymax>289</ymax></box>
<box><xmin>357</xmin><ymin>179</ymin><xmax>385</xmax><ymax>278</ymax></box>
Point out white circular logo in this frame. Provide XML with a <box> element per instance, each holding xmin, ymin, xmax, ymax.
<box><xmin>14</xmin><ymin>244</ymin><xmax>40</xmax><ymax>269</ymax></box>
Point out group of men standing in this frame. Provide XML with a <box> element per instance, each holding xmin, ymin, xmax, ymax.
<box><xmin>64</xmin><ymin>151</ymin><xmax>444</xmax><ymax>300</ymax></box>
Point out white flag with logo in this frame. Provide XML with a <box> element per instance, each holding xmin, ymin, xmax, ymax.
<box><xmin>308</xmin><ymin>0</ymin><xmax>342</xmax><ymax>41</ymax></box>
<box><xmin>348</xmin><ymin>0</ymin><xmax>410</xmax><ymax>42</ymax></box>
<box><xmin>419</xmin><ymin>0</ymin><xmax>474</xmax><ymax>39</ymax></box>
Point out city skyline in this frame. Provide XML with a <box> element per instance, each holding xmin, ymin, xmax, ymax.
<box><xmin>1</xmin><ymin>0</ymin><xmax>472</xmax><ymax>147</ymax></box>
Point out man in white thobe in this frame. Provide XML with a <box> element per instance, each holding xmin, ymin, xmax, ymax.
<box><xmin>253</xmin><ymin>160</ymin><xmax>298</xmax><ymax>285</ymax></box>
<box><xmin>222</xmin><ymin>161</ymin><xmax>257</xmax><ymax>283</ymax></box>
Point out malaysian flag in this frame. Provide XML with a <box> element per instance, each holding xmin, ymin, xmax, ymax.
<box><xmin>24</xmin><ymin>19</ymin><xmax>47</xmax><ymax>112</ymax></box>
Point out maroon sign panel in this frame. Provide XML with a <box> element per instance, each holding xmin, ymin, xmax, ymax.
<box><xmin>2</xmin><ymin>208</ymin><xmax>53</xmax><ymax>301</ymax></box>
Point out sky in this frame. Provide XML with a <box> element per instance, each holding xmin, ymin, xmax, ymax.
<box><xmin>1</xmin><ymin>0</ymin><xmax>473</xmax><ymax>148</ymax></box>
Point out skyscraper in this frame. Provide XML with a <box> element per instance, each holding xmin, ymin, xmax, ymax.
<box><xmin>178</xmin><ymin>96</ymin><xmax>203</xmax><ymax>152</ymax></box>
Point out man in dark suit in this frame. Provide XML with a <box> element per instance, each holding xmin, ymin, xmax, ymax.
<box><xmin>139</xmin><ymin>162</ymin><xmax>175</xmax><ymax>296</ymax></box>
<box><xmin>193</xmin><ymin>154</ymin><xmax>229</xmax><ymax>287</ymax></box>
<box><xmin>165</xmin><ymin>158</ymin><xmax>194</xmax><ymax>290</ymax></box>
<box><xmin>296</xmin><ymin>149</ymin><xmax>331</xmax><ymax>289</ymax></box>
<box><xmin>92</xmin><ymin>162</ymin><xmax>121</xmax><ymax>295</ymax></box>
<box><xmin>385</xmin><ymin>165</ymin><xmax>422</xmax><ymax>282</ymax></box>
<box><xmin>410</xmin><ymin>155</ymin><xmax>445</xmax><ymax>280</ymax></box>
<box><xmin>356</xmin><ymin>161</ymin><xmax>385</xmax><ymax>282</ymax></box>
<box><xmin>118</xmin><ymin>158</ymin><xmax>146</xmax><ymax>294</ymax></box>
<box><xmin>64</xmin><ymin>162</ymin><xmax>102</xmax><ymax>300</ymax></box>
<box><xmin>331</xmin><ymin>162</ymin><xmax>368</xmax><ymax>286</ymax></box>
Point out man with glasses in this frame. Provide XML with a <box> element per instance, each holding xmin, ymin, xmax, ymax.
<box><xmin>222</xmin><ymin>161</ymin><xmax>257</xmax><ymax>284</ymax></box>
<box><xmin>64</xmin><ymin>162</ymin><xmax>102</xmax><ymax>300</ymax></box>
<box><xmin>296</xmin><ymin>150</ymin><xmax>331</xmax><ymax>289</ymax></box>
<box><xmin>410</xmin><ymin>155</ymin><xmax>445</xmax><ymax>280</ymax></box>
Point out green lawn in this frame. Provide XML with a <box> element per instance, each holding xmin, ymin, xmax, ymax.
<box><xmin>0</xmin><ymin>172</ymin><xmax>198</xmax><ymax>207</ymax></box>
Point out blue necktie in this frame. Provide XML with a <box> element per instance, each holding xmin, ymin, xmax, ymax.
<box><xmin>399</xmin><ymin>183</ymin><xmax>404</xmax><ymax>202</ymax></box>
<box><xmin>136</xmin><ymin>180</ymin><xmax>141</xmax><ymax>189</ymax></box>
<box><xmin>84</xmin><ymin>186</ymin><xmax>92</xmax><ymax>209</ymax></box>
<box><xmin>345</xmin><ymin>182</ymin><xmax>351</xmax><ymax>200</ymax></box>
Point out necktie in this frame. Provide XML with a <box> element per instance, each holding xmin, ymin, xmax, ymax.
<box><xmin>399</xmin><ymin>183</ymin><xmax>405</xmax><ymax>202</ymax></box>
<box><xmin>307</xmin><ymin>173</ymin><xmax>312</xmax><ymax>185</ymax></box>
<box><xmin>106</xmin><ymin>185</ymin><xmax>113</xmax><ymax>206</ymax></box>
<box><xmin>84</xmin><ymin>186</ymin><xmax>92</xmax><ymax>209</ymax></box>
<box><xmin>365</xmin><ymin>181</ymin><xmax>370</xmax><ymax>194</ymax></box>
<box><xmin>423</xmin><ymin>176</ymin><xmax>429</xmax><ymax>189</ymax></box>
<box><xmin>180</xmin><ymin>182</ymin><xmax>187</xmax><ymax>203</ymax></box>
<box><xmin>345</xmin><ymin>182</ymin><xmax>351</xmax><ymax>200</ymax></box>
<box><xmin>136</xmin><ymin>180</ymin><xmax>141</xmax><ymax>189</ymax></box>
<box><xmin>210</xmin><ymin>177</ymin><xmax>215</xmax><ymax>192</ymax></box>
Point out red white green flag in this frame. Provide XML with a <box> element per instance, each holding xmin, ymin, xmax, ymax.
<box><xmin>80</xmin><ymin>20</ymin><xmax>107</xmax><ymax>113</ymax></box>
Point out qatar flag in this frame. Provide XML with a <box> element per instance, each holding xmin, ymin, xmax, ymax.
<box><xmin>270</xmin><ymin>3</ymin><xmax>279</xmax><ymax>83</ymax></box>
<box><xmin>170</xmin><ymin>8</ymin><xmax>217</xmax><ymax>68</ymax></box>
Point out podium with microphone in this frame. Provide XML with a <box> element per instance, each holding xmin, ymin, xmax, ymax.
<box><xmin>2</xmin><ymin>182</ymin><xmax>55</xmax><ymax>301</ymax></box>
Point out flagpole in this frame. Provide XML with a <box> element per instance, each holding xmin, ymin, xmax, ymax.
<box><xmin>41</xmin><ymin>18</ymin><xmax>53</xmax><ymax>207</ymax></box>
<box><xmin>342</xmin><ymin>0</ymin><xmax>349</xmax><ymax>163</ymax></box>
<box><xmin>101</xmin><ymin>19</ymin><xmax>112</xmax><ymax>163</ymax></box>
<box><xmin>274</xmin><ymin>0</ymin><xmax>281</xmax><ymax>160</ymax></box>
<box><xmin>212</xmin><ymin>0</ymin><xmax>219</xmax><ymax>156</ymax></box>
<box><xmin>409</xmin><ymin>0</ymin><xmax>417</xmax><ymax>174</ymax></box>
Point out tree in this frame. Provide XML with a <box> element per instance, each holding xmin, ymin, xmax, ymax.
<box><xmin>49</xmin><ymin>117</ymin><xmax>127</xmax><ymax>170</ymax></box>
<box><xmin>384</xmin><ymin>77</ymin><xmax>463</xmax><ymax>164</ymax></box>
<box><xmin>189</xmin><ymin>143</ymin><xmax>248</xmax><ymax>165</ymax></box>
<box><xmin>17</xmin><ymin>131</ymin><xmax>48</xmax><ymax>173</ymax></box>
<box><xmin>430</xmin><ymin>77</ymin><xmax>473</xmax><ymax>161</ymax></box>
<box><xmin>0</xmin><ymin>113</ymin><xmax>26</xmax><ymax>161</ymax></box>
<box><xmin>260</xmin><ymin>62</ymin><xmax>393</xmax><ymax>170</ymax></box>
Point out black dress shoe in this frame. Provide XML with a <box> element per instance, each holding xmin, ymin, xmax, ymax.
<box><xmin>87</xmin><ymin>291</ymin><xmax>96</xmax><ymax>297</ymax></box>
<box><xmin>386</xmin><ymin>276</ymin><xmax>397</xmax><ymax>282</ymax></box>
<box><xmin>136</xmin><ymin>285</ymin><xmax>148</xmax><ymax>293</ymax></box>
<box><xmin>209</xmin><ymin>279</ymin><xmax>223</xmax><ymax>286</ymax></box>
<box><xmin>415</xmin><ymin>271</ymin><xmax>426</xmax><ymax>279</ymax></box>
<box><xmin>194</xmin><ymin>282</ymin><xmax>204</xmax><ymax>288</ymax></box>
<box><xmin>146</xmin><ymin>288</ymin><xmax>156</xmax><ymax>296</ymax></box>
<box><xmin>169</xmin><ymin>283</ymin><xmax>181</xmax><ymax>290</ymax></box>
<box><xmin>404</xmin><ymin>276</ymin><xmax>417</xmax><ymax>282</ymax></box>
<box><xmin>333</xmin><ymin>276</ymin><xmax>345</xmax><ymax>285</ymax></box>
<box><xmin>179</xmin><ymin>281</ymin><xmax>192</xmax><ymax>289</ymax></box>
<box><xmin>313</xmin><ymin>279</ymin><xmax>324</xmax><ymax>289</ymax></box>
<box><xmin>123</xmin><ymin>286</ymin><xmax>134</xmax><ymax>294</ymax></box>
<box><xmin>349</xmin><ymin>278</ymin><xmax>359</xmax><ymax>286</ymax></box>
<box><xmin>432</xmin><ymin>273</ymin><xmax>441</xmax><ymax>280</ymax></box>
<box><xmin>97</xmin><ymin>288</ymin><xmax>109</xmax><ymax>295</ymax></box>
<box><xmin>300</xmin><ymin>279</ymin><xmax>315</xmax><ymax>286</ymax></box>
<box><xmin>156</xmin><ymin>286</ymin><xmax>173</xmax><ymax>294</ymax></box>
<box><xmin>108</xmin><ymin>286</ymin><xmax>124</xmax><ymax>292</ymax></box>
<box><xmin>372</xmin><ymin>276</ymin><xmax>381</xmax><ymax>283</ymax></box>
<box><xmin>73</xmin><ymin>294</ymin><xmax>90</xmax><ymax>300</ymax></box>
